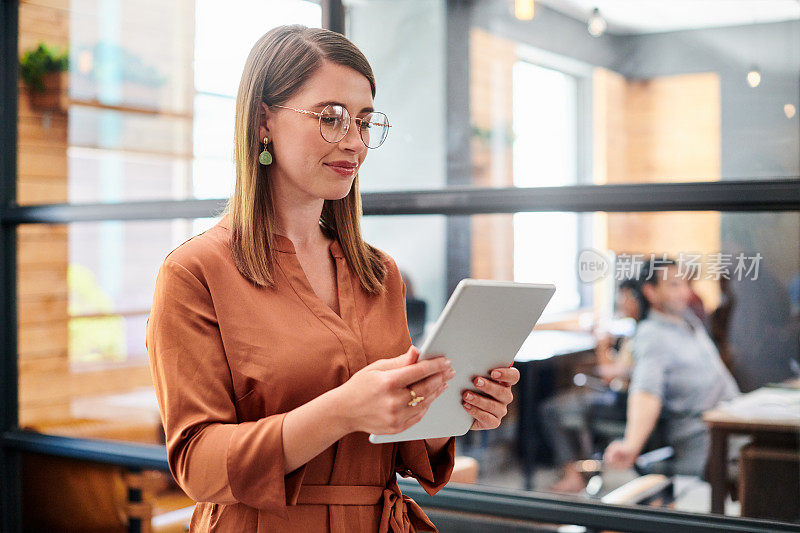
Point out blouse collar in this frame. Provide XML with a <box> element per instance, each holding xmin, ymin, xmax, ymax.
<box><xmin>216</xmin><ymin>213</ymin><xmax>344</xmax><ymax>258</ymax></box>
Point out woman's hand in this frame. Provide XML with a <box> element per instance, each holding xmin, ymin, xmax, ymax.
<box><xmin>461</xmin><ymin>365</ymin><xmax>519</xmax><ymax>430</ymax></box>
<box><xmin>335</xmin><ymin>346</ymin><xmax>456</xmax><ymax>436</ymax></box>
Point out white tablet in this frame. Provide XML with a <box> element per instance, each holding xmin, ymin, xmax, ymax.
<box><xmin>369</xmin><ymin>278</ymin><xmax>555</xmax><ymax>444</ymax></box>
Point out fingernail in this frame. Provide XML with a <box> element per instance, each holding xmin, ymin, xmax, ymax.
<box><xmin>476</xmin><ymin>378</ymin><xmax>484</xmax><ymax>387</ymax></box>
<box><xmin>492</xmin><ymin>370</ymin><xmax>501</xmax><ymax>379</ymax></box>
<box><xmin>465</xmin><ymin>392</ymin><xmax>473</xmax><ymax>401</ymax></box>
<box><xmin>442</xmin><ymin>382</ymin><xmax>449</xmax><ymax>391</ymax></box>
<box><xmin>447</xmin><ymin>368</ymin><xmax>456</xmax><ymax>377</ymax></box>
<box><xmin>444</xmin><ymin>358</ymin><xmax>452</xmax><ymax>367</ymax></box>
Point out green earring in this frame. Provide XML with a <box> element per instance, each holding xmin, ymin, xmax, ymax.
<box><xmin>259</xmin><ymin>136</ymin><xmax>273</xmax><ymax>166</ymax></box>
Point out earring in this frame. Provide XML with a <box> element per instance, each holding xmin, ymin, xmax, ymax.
<box><xmin>259</xmin><ymin>136</ymin><xmax>273</xmax><ymax>166</ymax></box>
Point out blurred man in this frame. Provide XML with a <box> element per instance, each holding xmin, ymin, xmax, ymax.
<box><xmin>604</xmin><ymin>259</ymin><xmax>740</xmax><ymax>476</ymax></box>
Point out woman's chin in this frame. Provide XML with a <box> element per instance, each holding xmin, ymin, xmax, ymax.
<box><xmin>320</xmin><ymin>183</ymin><xmax>354</xmax><ymax>201</ymax></box>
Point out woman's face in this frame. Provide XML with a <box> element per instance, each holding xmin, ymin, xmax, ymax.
<box><xmin>260</xmin><ymin>60</ymin><xmax>373</xmax><ymax>205</ymax></box>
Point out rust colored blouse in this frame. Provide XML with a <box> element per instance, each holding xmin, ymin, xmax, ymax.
<box><xmin>146</xmin><ymin>213</ymin><xmax>455</xmax><ymax>532</ymax></box>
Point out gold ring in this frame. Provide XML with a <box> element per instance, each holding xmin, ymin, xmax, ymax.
<box><xmin>407</xmin><ymin>389</ymin><xmax>424</xmax><ymax>407</ymax></box>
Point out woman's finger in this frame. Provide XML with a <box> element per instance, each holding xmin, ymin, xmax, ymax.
<box><xmin>408</xmin><ymin>367</ymin><xmax>455</xmax><ymax>397</ymax></box>
<box><xmin>488</xmin><ymin>366</ymin><xmax>520</xmax><ymax>386</ymax></box>
<box><xmin>472</xmin><ymin>376</ymin><xmax>513</xmax><ymax>405</ymax></box>
<box><xmin>463</xmin><ymin>400</ymin><xmax>501</xmax><ymax>430</ymax></box>
<box><xmin>388</xmin><ymin>356</ymin><xmax>451</xmax><ymax>388</ymax></box>
<box><xmin>400</xmin><ymin>381</ymin><xmax>447</xmax><ymax>426</ymax></box>
<box><xmin>462</xmin><ymin>390</ymin><xmax>507</xmax><ymax>419</ymax></box>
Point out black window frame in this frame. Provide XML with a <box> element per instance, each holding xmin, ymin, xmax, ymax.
<box><xmin>2</xmin><ymin>2</ymin><xmax>799</xmax><ymax>532</ymax></box>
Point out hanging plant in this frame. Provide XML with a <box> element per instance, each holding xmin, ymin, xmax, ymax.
<box><xmin>20</xmin><ymin>42</ymin><xmax>69</xmax><ymax>109</ymax></box>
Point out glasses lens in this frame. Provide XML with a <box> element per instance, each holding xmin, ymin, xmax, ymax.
<box><xmin>360</xmin><ymin>112</ymin><xmax>389</xmax><ymax>148</ymax></box>
<box><xmin>319</xmin><ymin>104</ymin><xmax>348</xmax><ymax>143</ymax></box>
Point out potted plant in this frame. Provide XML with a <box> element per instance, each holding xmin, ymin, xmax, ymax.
<box><xmin>20</xmin><ymin>42</ymin><xmax>69</xmax><ymax>110</ymax></box>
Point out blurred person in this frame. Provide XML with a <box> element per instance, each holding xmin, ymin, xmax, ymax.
<box><xmin>721</xmin><ymin>226</ymin><xmax>799</xmax><ymax>392</ymax></box>
<box><xmin>595</xmin><ymin>277</ymin><xmax>650</xmax><ymax>386</ymax></box>
<box><xmin>604</xmin><ymin>259</ymin><xmax>740</xmax><ymax>476</ymax></box>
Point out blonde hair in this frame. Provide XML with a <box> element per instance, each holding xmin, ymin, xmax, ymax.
<box><xmin>223</xmin><ymin>25</ymin><xmax>387</xmax><ymax>293</ymax></box>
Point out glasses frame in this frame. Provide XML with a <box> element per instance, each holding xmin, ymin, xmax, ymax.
<box><xmin>269</xmin><ymin>103</ymin><xmax>390</xmax><ymax>149</ymax></box>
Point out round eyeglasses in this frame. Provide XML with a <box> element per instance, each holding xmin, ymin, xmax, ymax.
<box><xmin>270</xmin><ymin>103</ymin><xmax>390</xmax><ymax>149</ymax></box>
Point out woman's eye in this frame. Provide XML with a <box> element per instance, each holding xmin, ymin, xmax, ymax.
<box><xmin>321</xmin><ymin>116</ymin><xmax>340</xmax><ymax>125</ymax></box>
<box><xmin>359</xmin><ymin>121</ymin><xmax>372</xmax><ymax>130</ymax></box>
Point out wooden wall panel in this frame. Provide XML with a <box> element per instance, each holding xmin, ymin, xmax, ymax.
<box><xmin>18</xmin><ymin>0</ymin><xmax>69</xmax><ymax>51</ymax></box>
<box><xmin>17</xmin><ymin>0</ymin><xmax>73</xmax><ymax>428</ymax></box>
<box><xmin>17</xmin><ymin>146</ymin><xmax>69</xmax><ymax>180</ymax></box>
<box><xmin>18</xmin><ymin>321</ymin><xmax>69</xmax><ymax>358</ymax></box>
<box><xmin>594</xmin><ymin>68</ymin><xmax>722</xmax><ymax>311</ymax></box>
<box><xmin>469</xmin><ymin>28</ymin><xmax>515</xmax><ymax>282</ymax></box>
<box><xmin>468</xmin><ymin>39</ymin><xmax>724</xmax><ymax>315</ymax></box>
<box><xmin>16</xmin><ymin>0</ymin><xmax>196</xmax><ymax>437</ymax></box>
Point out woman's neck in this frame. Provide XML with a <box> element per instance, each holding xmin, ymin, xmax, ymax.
<box><xmin>271</xmin><ymin>200</ymin><xmax>328</xmax><ymax>249</ymax></box>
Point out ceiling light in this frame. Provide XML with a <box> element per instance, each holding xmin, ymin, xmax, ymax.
<box><xmin>747</xmin><ymin>67</ymin><xmax>761</xmax><ymax>88</ymax></box>
<box><xmin>588</xmin><ymin>7</ymin><xmax>606</xmax><ymax>37</ymax></box>
<box><xmin>514</xmin><ymin>0</ymin><xmax>534</xmax><ymax>21</ymax></box>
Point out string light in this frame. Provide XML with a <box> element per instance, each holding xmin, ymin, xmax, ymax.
<box><xmin>588</xmin><ymin>7</ymin><xmax>606</xmax><ymax>37</ymax></box>
<box><xmin>514</xmin><ymin>0</ymin><xmax>535</xmax><ymax>20</ymax></box>
<box><xmin>746</xmin><ymin>67</ymin><xmax>761</xmax><ymax>88</ymax></box>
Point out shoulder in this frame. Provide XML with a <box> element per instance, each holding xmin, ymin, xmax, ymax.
<box><xmin>371</xmin><ymin>244</ymin><xmax>404</xmax><ymax>281</ymax></box>
<box><xmin>372</xmin><ymin>245</ymin><xmax>399</xmax><ymax>271</ymax></box>
<box><xmin>634</xmin><ymin>317</ymin><xmax>665</xmax><ymax>340</ymax></box>
<box><xmin>631</xmin><ymin>319</ymin><xmax>669</xmax><ymax>359</ymax></box>
<box><xmin>361</xmin><ymin>243</ymin><xmax>408</xmax><ymax>298</ymax></box>
<box><xmin>160</xmin><ymin>223</ymin><xmax>232</xmax><ymax>287</ymax></box>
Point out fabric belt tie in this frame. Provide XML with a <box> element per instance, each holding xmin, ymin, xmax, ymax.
<box><xmin>296</xmin><ymin>478</ymin><xmax>437</xmax><ymax>533</ymax></box>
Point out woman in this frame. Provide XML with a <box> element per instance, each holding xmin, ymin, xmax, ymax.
<box><xmin>146</xmin><ymin>25</ymin><xmax>518</xmax><ymax>532</ymax></box>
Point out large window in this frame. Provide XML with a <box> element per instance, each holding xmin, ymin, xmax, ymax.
<box><xmin>4</xmin><ymin>0</ymin><xmax>799</xmax><ymax>531</ymax></box>
<box><xmin>512</xmin><ymin>61</ymin><xmax>582</xmax><ymax>314</ymax></box>
<box><xmin>344</xmin><ymin>0</ymin><xmax>800</xmax><ymax>526</ymax></box>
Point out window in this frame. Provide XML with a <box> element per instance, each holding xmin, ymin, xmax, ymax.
<box><xmin>5</xmin><ymin>0</ymin><xmax>799</xmax><ymax>531</ymax></box>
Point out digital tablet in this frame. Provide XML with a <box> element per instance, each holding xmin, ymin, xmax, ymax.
<box><xmin>369</xmin><ymin>278</ymin><xmax>555</xmax><ymax>444</ymax></box>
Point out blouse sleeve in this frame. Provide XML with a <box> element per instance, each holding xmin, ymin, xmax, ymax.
<box><xmin>395</xmin><ymin>437</ymin><xmax>456</xmax><ymax>494</ymax></box>
<box><xmin>146</xmin><ymin>260</ymin><xmax>306</xmax><ymax>520</ymax></box>
<box><xmin>392</xmin><ymin>272</ymin><xmax>456</xmax><ymax>494</ymax></box>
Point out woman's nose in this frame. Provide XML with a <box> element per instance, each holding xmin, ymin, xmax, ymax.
<box><xmin>338</xmin><ymin>118</ymin><xmax>366</xmax><ymax>151</ymax></box>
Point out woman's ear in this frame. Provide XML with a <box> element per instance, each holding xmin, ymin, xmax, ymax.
<box><xmin>258</xmin><ymin>102</ymin><xmax>272</xmax><ymax>142</ymax></box>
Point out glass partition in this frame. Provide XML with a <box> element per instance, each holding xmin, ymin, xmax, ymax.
<box><xmin>366</xmin><ymin>210</ymin><xmax>800</xmax><ymax>518</ymax></box>
<box><xmin>346</xmin><ymin>0</ymin><xmax>799</xmax><ymax>190</ymax></box>
<box><xmin>17</xmin><ymin>0</ymin><xmax>322</xmax><ymax>206</ymax></box>
<box><xmin>12</xmin><ymin>0</ymin><xmax>800</xmax><ymax>528</ymax></box>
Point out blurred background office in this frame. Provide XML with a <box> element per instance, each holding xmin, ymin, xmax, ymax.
<box><xmin>5</xmin><ymin>0</ymin><xmax>800</xmax><ymax>531</ymax></box>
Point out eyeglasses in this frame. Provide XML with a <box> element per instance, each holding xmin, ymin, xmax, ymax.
<box><xmin>270</xmin><ymin>103</ymin><xmax>390</xmax><ymax>149</ymax></box>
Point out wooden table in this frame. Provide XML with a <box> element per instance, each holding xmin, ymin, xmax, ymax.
<box><xmin>702</xmin><ymin>385</ymin><xmax>800</xmax><ymax>514</ymax></box>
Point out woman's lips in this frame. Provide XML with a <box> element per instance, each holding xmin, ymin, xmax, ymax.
<box><xmin>324</xmin><ymin>163</ymin><xmax>356</xmax><ymax>177</ymax></box>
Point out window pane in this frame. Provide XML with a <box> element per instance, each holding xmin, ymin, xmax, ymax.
<box><xmin>345</xmin><ymin>0</ymin><xmax>799</xmax><ymax>190</ymax></box>
<box><xmin>17</xmin><ymin>0</ymin><xmax>321</xmax><ymax>205</ymax></box>
<box><xmin>344</xmin><ymin>0</ymin><xmax>448</xmax><ymax>192</ymax></box>
<box><xmin>18</xmin><ymin>0</ymin><xmax>798</xmax><ymax>205</ymax></box>
<box><xmin>15</xmin><ymin>211</ymin><xmax>799</xmax><ymax>522</ymax></box>
<box><xmin>365</xmin><ymin>210</ymin><xmax>800</xmax><ymax>519</ymax></box>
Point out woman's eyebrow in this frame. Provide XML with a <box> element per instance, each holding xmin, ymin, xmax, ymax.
<box><xmin>313</xmin><ymin>100</ymin><xmax>374</xmax><ymax>113</ymax></box>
